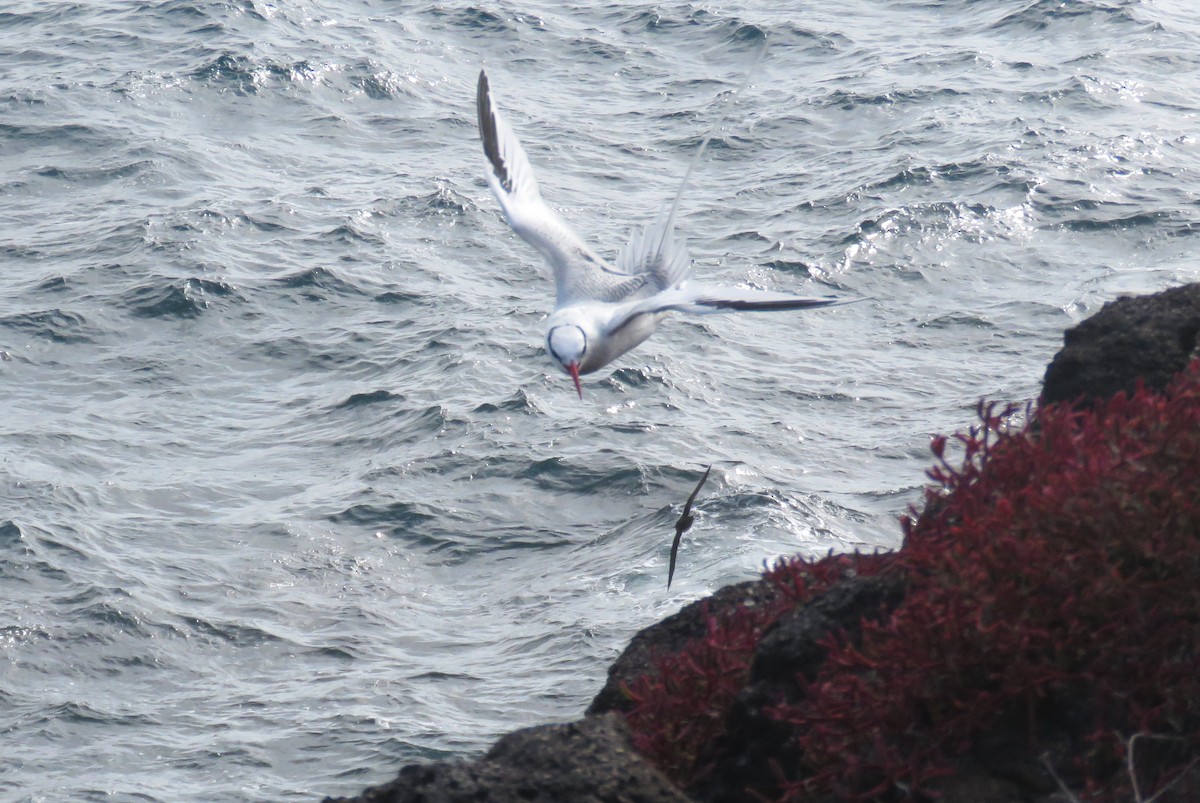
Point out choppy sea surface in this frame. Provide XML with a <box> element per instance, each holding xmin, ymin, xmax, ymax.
<box><xmin>2</xmin><ymin>1</ymin><xmax>1199</xmax><ymax>800</ymax></box>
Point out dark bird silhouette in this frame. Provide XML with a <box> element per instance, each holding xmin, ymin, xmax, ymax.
<box><xmin>668</xmin><ymin>465</ymin><xmax>712</xmax><ymax>589</ymax></box>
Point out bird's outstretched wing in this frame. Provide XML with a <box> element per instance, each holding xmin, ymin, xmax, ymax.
<box><xmin>607</xmin><ymin>284</ymin><xmax>850</xmax><ymax>339</ymax></box>
<box><xmin>683</xmin><ymin>464</ymin><xmax>712</xmax><ymax>512</ymax></box>
<box><xmin>476</xmin><ymin>71</ymin><xmax>645</xmax><ymax>307</ymax></box>
<box><xmin>667</xmin><ymin>531</ymin><xmax>682</xmax><ymax>589</ymax></box>
<box><xmin>613</xmin><ymin>90</ymin><xmax>712</xmax><ymax>297</ymax></box>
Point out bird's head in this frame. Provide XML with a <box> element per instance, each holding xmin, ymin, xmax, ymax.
<box><xmin>546</xmin><ymin>324</ymin><xmax>587</xmax><ymax>399</ymax></box>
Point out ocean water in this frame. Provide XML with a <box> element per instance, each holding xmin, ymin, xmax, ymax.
<box><xmin>2</xmin><ymin>1</ymin><xmax>1199</xmax><ymax>800</ymax></box>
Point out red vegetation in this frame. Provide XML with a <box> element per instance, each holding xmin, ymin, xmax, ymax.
<box><xmin>623</xmin><ymin>359</ymin><xmax>1200</xmax><ymax>801</ymax></box>
<box><xmin>623</xmin><ymin>552</ymin><xmax>893</xmax><ymax>784</ymax></box>
<box><xmin>622</xmin><ymin>589</ymin><xmax>784</xmax><ymax>782</ymax></box>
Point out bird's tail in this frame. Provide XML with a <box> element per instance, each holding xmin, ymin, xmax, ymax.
<box><xmin>616</xmin><ymin>40</ymin><xmax>771</xmax><ymax>294</ymax></box>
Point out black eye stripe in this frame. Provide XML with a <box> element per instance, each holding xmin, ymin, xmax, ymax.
<box><xmin>546</xmin><ymin>326</ymin><xmax>565</xmax><ymax>363</ymax></box>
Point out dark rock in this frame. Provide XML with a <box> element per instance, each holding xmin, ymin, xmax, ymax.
<box><xmin>588</xmin><ymin>579</ymin><xmax>780</xmax><ymax>715</ymax></box>
<box><xmin>695</xmin><ymin>574</ymin><xmax>907</xmax><ymax>803</ymax></box>
<box><xmin>748</xmin><ymin>573</ymin><xmax>906</xmax><ymax>689</ymax></box>
<box><xmin>948</xmin><ymin>700</ymin><xmax>1082</xmax><ymax>799</ymax></box>
<box><xmin>1042</xmin><ymin>282</ymin><xmax>1200</xmax><ymax>407</ymax></box>
<box><xmin>322</xmin><ymin>713</ymin><xmax>691</xmax><ymax>803</ymax></box>
<box><xmin>928</xmin><ymin>767</ymin><xmax>1033</xmax><ymax>803</ymax></box>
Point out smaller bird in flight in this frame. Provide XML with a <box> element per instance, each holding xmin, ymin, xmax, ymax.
<box><xmin>669</xmin><ymin>465</ymin><xmax>712</xmax><ymax>589</ymax></box>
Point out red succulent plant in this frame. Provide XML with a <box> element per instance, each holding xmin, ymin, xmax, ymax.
<box><xmin>623</xmin><ymin>359</ymin><xmax>1200</xmax><ymax>802</ymax></box>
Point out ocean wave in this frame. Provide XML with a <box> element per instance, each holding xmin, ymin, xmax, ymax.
<box><xmin>123</xmin><ymin>277</ymin><xmax>242</xmax><ymax>319</ymax></box>
<box><xmin>988</xmin><ymin>0</ymin><xmax>1150</xmax><ymax>34</ymax></box>
<box><xmin>328</xmin><ymin>500</ymin><xmax>441</xmax><ymax>533</ymax></box>
<box><xmin>4</xmin><ymin>1</ymin><xmax>1197</xmax><ymax>800</ymax></box>
<box><xmin>273</xmin><ymin>266</ymin><xmax>369</xmax><ymax>296</ymax></box>
<box><xmin>0</xmin><ymin>308</ymin><xmax>100</xmax><ymax>344</ymax></box>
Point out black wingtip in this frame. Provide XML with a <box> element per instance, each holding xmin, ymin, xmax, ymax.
<box><xmin>476</xmin><ymin>69</ymin><xmax>488</xmax><ymax>112</ymax></box>
<box><xmin>476</xmin><ymin>69</ymin><xmax>512</xmax><ymax>194</ymax></box>
<box><xmin>697</xmin><ymin>296</ymin><xmax>847</xmax><ymax>312</ymax></box>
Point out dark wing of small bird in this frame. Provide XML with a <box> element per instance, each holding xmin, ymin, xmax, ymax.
<box><xmin>682</xmin><ymin>464</ymin><xmax>712</xmax><ymax>516</ymax></box>
<box><xmin>668</xmin><ymin>527</ymin><xmax>684</xmax><ymax>590</ymax></box>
